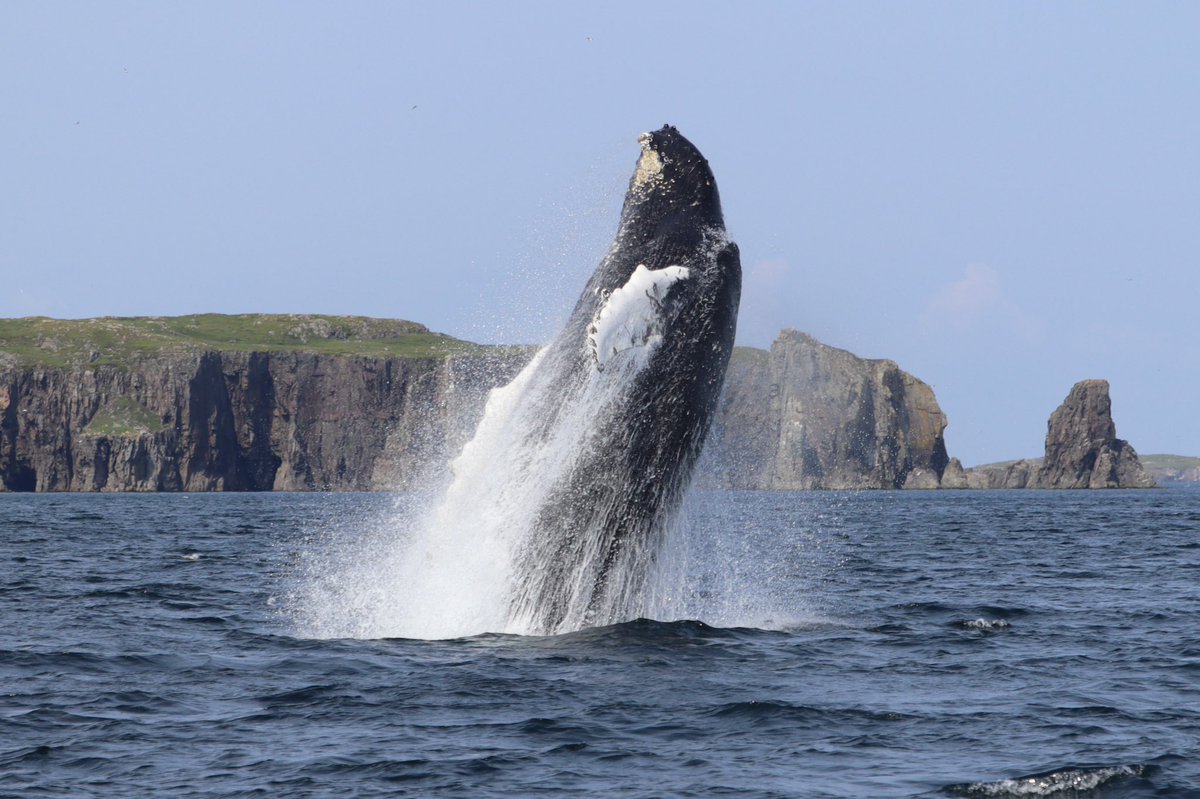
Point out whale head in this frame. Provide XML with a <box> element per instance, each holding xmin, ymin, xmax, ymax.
<box><xmin>574</xmin><ymin>124</ymin><xmax>736</xmax><ymax>348</ymax></box>
<box><xmin>625</xmin><ymin>124</ymin><xmax>724</xmax><ymax>231</ymax></box>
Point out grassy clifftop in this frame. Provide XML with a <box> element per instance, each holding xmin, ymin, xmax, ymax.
<box><xmin>1139</xmin><ymin>454</ymin><xmax>1200</xmax><ymax>471</ymax></box>
<box><xmin>0</xmin><ymin>314</ymin><xmax>507</xmax><ymax>367</ymax></box>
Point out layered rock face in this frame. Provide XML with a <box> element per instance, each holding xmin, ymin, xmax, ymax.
<box><xmin>707</xmin><ymin>330</ymin><xmax>950</xmax><ymax>490</ymax></box>
<box><xmin>964</xmin><ymin>379</ymin><xmax>1155</xmax><ymax>489</ymax></box>
<box><xmin>0</xmin><ymin>351</ymin><xmax>523</xmax><ymax>492</ymax></box>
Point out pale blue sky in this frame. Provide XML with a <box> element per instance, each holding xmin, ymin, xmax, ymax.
<box><xmin>2</xmin><ymin>2</ymin><xmax>1197</xmax><ymax>465</ymax></box>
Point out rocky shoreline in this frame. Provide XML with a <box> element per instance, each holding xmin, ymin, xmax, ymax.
<box><xmin>0</xmin><ymin>315</ymin><xmax>1167</xmax><ymax>492</ymax></box>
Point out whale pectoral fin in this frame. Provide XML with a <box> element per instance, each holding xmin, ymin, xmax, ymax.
<box><xmin>587</xmin><ymin>265</ymin><xmax>691</xmax><ymax>370</ymax></box>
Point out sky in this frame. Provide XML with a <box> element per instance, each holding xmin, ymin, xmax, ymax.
<box><xmin>2</xmin><ymin>2</ymin><xmax>1197</xmax><ymax>466</ymax></box>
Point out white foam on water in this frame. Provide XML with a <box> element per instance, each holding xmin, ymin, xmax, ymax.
<box><xmin>288</xmin><ymin>231</ymin><xmax>783</xmax><ymax>640</ymax></box>
<box><xmin>632</xmin><ymin>491</ymin><xmax>832</xmax><ymax>633</ymax></box>
<box><xmin>290</xmin><ymin>296</ymin><xmax>690</xmax><ymax>639</ymax></box>
<box><xmin>288</xmin><ymin>361</ymin><xmax>826</xmax><ymax>639</ymax></box>
<box><xmin>289</xmin><ymin>451</ymin><xmax>824</xmax><ymax>640</ymax></box>
<box><xmin>957</xmin><ymin>765</ymin><xmax>1143</xmax><ymax>796</ymax></box>
<box><xmin>962</xmin><ymin>618</ymin><xmax>1011</xmax><ymax>630</ymax></box>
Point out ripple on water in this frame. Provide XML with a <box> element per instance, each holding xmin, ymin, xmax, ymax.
<box><xmin>2</xmin><ymin>490</ymin><xmax>1199</xmax><ymax>797</ymax></box>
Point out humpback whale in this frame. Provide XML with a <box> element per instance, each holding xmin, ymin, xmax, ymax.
<box><xmin>387</xmin><ymin>125</ymin><xmax>740</xmax><ymax>639</ymax></box>
<box><xmin>496</xmin><ymin>124</ymin><xmax>742</xmax><ymax>633</ymax></box>
<box><xmin>293</xmin><ymin>129</ymin><xmax>738</xmax><ymax>640</ymax></box>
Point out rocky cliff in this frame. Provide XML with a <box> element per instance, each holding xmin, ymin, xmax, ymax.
<box><xmin>707</xmin><ymin>330</ymin><xmax>950</xmax><ymax>489</ymax></box>
<box><xmin>964</xmin><ymin>379</ymin><xmax>1155</xmax><ymax>489</ymax></box>
<box><xmin>0</xmin><ymin>319</ymin><xmax>954</xmax><ymax>493</ymax></box>
<box><xmin>1</xmin><ymin>316</ymin><xmax>1160</xmax><ymax>492</ymax></box>
<box><xmin>0</xmin><ymin>316</ymin><xmax>526</xmax><ymax>492</ymax></box>
<box><xmin>1034</xmin><ymin>379</ymin><xmax>1155</xmax><ymax>488</ymax></box>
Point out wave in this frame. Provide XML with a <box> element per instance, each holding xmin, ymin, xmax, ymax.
<box><xmin>706</xmin><ymin>699</ymin><xmax>916</xmax><ymax>725</ymax></box>
<box><xmin>947</xmin><ymin>764</ymin><xmax>1146</xmax><ymax>797</ymax></box>
<box><xmin>892</xmin><ymin>602</ymin><xmax>1031</xmax><ymax>620</ymax></box>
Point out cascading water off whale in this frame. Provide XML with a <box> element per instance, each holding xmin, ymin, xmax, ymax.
<box><xmin>383</xmin><ymin>125</ymin><xmax>740</xmax><ymax>638</ymax></box>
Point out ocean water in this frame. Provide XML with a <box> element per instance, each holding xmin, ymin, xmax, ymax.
<box><xmin>2</xmin><ymin>489</ymin><xmax>1198</xmax><ymax>798</ymax></box>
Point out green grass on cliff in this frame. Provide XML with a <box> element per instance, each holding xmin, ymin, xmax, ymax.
<box><xmin>83</xmin><ymin>397</ymin><xmax>168</xmax><ymax>438</ymax></box>
<box><xmin>1139</xmin><ymin>454</ymin><xmax>1200</xmax><ymax>480</ymax></box>
<box><xmin>730</xmin><ymin>346</ymin><xmax>770</xmax><ymax>367</ymax></box>
<box><xmin>0</xmin><ymin>314</ymin><xmax>509</xmax><ymax>367</ymax></box>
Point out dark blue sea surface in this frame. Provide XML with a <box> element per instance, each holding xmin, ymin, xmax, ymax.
<box><xmin>2</xmin><ymin>490</ymin><xmax>1198</xmax><ymax>797</ymax></box>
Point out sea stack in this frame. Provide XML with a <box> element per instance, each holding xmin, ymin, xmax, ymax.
<box><xmin>1033</xmin><ymin>379</ymin><xmax>1155</xmax><ymax>489</ymax></box>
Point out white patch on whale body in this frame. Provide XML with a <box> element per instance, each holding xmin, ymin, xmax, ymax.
<box><xmin>588</xmin><ymin>264</ymin><xmax>690</xmax><ymax>370</ymax></box>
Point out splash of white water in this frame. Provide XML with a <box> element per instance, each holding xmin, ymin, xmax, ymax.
<box><xmin>287</xmin><ymin>255</ymin><xmax>823</xmax><ymax>638</ymax></box>
<box><xmin>287</xmin><ymin>447</ymin><xmax>825</xmax><ymax>640</ymax></box>
<box><xmin>290</xmin><ymin>267</ymin><xmax>695</xmax><ymax>638</ymax></box>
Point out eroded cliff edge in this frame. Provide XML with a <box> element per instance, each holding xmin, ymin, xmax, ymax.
<box><xmin>0</xmin><ymin>320</ymin><xmax>954</xmax><ymax>492</ymax></box>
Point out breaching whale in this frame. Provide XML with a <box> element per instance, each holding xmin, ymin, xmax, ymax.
<box><xmin>497</xmin><ymin>124</ymin><xmax>742</xmax><ymax>633</ymax></box>
<box><xmin>292</xmin><ymin>126</ymin><xmax>740</xmax><ymax>640</ymax></box>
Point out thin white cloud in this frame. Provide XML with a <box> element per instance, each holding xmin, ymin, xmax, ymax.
<box><xmin>928</xmin><ymin>264</ymin><xmax>1002</xmax><ymax>316</ymax></box>
<box><xmin>922</xmin><ymin>263</ymin><xmax>1041</xmax><ymax>342</ymax></box>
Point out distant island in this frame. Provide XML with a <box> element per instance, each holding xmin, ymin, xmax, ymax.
<box><xmin>0</xmin><ymin>314</ymin><xmax>1186</xmax><ymax>492</ymax></box>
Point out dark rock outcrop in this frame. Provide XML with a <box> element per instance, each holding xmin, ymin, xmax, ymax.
<box><xmin>3</xmin><ymin>320</ymin><xmax>959</xmax><ymax>493</ymax></box>
<box><xmin>0</xmin><ymin>324</ymin><xmax>954</xmax><ymax>493</ymax></box>
<box><xmin>963</xmin><ymin>458</ymin><xmax>1038</xmax><ymax>489</ymax></box>
<box><xmin>939</xmin><ymin>457</ymin><xmax>969</xmax><ymax>489</ymax></box>
<box><xmin>707</xmin><ymin>330</ymin><xmax>950</xmax><ymax>490</ymax></box>
<box><xmin>1031</xmin><ymin>379</ymin><xmax>1155</xmax><ymax>488</ymax></box>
